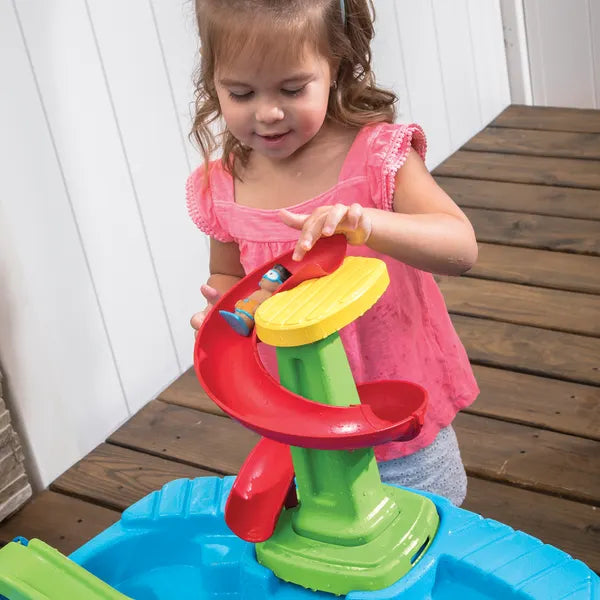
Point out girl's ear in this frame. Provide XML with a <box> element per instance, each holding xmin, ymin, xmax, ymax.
<box><xmin>330</xmin><ymin>59</ymin><xmax>341</xmax><ymax>84</ymax></box>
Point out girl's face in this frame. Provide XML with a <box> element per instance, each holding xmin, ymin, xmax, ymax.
<box><xmin>215</xmin><ymin>46</ymin><xmax>333</xmax><ymax>161</ymax></box>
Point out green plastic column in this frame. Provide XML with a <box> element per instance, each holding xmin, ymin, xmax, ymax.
<box><xmin>276</xmin><ymin>332</ymin><xmax>399</xmax><ymax>545</ymax></box>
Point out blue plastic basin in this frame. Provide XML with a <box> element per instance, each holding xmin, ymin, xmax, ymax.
<box><xmin>70</xmin><ymin>477</ymin><xmax>599</xmax><ymax>600</ymax></box>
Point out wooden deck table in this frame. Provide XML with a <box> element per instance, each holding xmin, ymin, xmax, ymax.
<box><xmin>2</xmin><ymin>105</ymin><xmax>599</xmax><ymax>573</ymax></box>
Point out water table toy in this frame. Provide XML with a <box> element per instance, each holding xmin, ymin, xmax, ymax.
<box><xmin>0</xmin><ymin>236</ymin><xmax>597</xmax><ymax>599</ymax></box>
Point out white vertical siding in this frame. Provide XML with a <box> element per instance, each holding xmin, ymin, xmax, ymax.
<box><xmin>149</xmin><ymin>0</ymin><xmax>201</xmax><ymax>170</ymax></box>
<box><xmin>84</xmin><ymin>0</ymin><xmax>206</xmax><ymax>372</ymax></box>
<box><xmin>1</xmin><ymin>0</ymin><xmax>509</xmax><ymax>487</ymax></box>
<box><xmin>592</xmin><ymin>1</ymin><xmax>600</xmax><ymax>108</ymax></box>
<box><xmin>0</xmin><ymin>0</ymin><xmax>130</xmax><ymax>486</ymax></box>
<box><xmin>523</xmin><ymin>0</ymin><xmax>600</xmax><ymax>108</ymax></box>
<box><xmin>16</xmin><ymin>0</ymin><xmax>181</xmax><ymax>404</ymax></box>
<box><xmin>433</xmin><ymin>0</ymin><xmax>483</xmax><ymax>147</ymax></box>
<box><xmin>466</xmin><ymin>0</ymin><xmax>512</xmax><ymax>122</ymax></box>
<box><xmin>391</xmin><ymin>1</ymin><xmax>454</xmax><ymax>167</ymax></box>
<box><xmin>374</xmin><ymin>0</ymin><xmax>509</xmax><ymax>168</ymax></box>
<box><xmin>500</xmin><ymin>0</ymin><xmax>534</xmax><ymax>105</ymax></box>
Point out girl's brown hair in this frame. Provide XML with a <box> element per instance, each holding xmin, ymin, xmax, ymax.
<box><xmin>191</xmin><ymin>0</ymin><xmax>396</xmax><ymax>177</ymax></box>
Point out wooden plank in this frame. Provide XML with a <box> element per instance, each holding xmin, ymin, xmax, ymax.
<box><xmin>455</xmin><ymin>413</ymin><xmax>600</xmax><ymax>505</ymax></box>
<box><xmin>492</xmin><ymin>105</ymin><xmax>600</xmax><ymax>134</ymax></box>
<box><xmin>159</xmin><ymin>368</ymin><xmax>223</xmax><ymax>416</ymax></box>
<box><xmin>464</xmin><ymin>477</ymin><xmax>600</xmax><ymax>572</ymax></box>
<box><xmin>463</xmin><ymin>127</ymin><xmax>600</xmax><ymax>160</ymax></box>
<box><xmin>163</xmin><ymin>363</ymin><xmax>600</xmax><ymax>443</ymax></box>
<box><xmin>468</xmin><ymin>365</ymin><xmax>600</xmax><ymax>440</ymax></box>
<box><xmin>434</xmin><ymin>151</ymin><xmax>600</xmax><ymax>189</ymax></box>
<box><xmin>0</xmin><ymin>491</ymin><xmax>119</xmax><ymax>555</ymax></box>
<box><xmin>438</xmin><ymin>276</ymin><xmax>600</xmax><ymax>336</ymax></box>
<box><xmin>108</xmin><ymin>400</ymin><xmax>258</xmax><ymax>474</ymax></box>
<box><xmin>164</xmin><ymin>361</ymin><xmax>600</xmax><ymax>445</ymax></box>
<box><xmin>435</xmin><ymin>176</ymin><xmax>600</xmax><ymax>220</ymax></box>
<box><xmin>465</xmin><ymin>207</ymin><xmax>600</xmax><ymax>255</ymax></box>
<box><xmin>51</xmin><ymin>443</ymin><xmax>214</xmax><ymax>511</ymax></box>
<box><xmin>468</xmin><ymin>243</ymin><xmax>600</xmax><ymax>295</ymax></box>
<box><xmin>452</xmin><ymin>314</ymin><xmax>600</xmax><ymax>385</ymax></box>
<box><xmin>168</xmin><ymin>365</ymin><xmax>600</xmax><ymax>442</ymax></box>
<box><xmin>108</xmin><ymin>395</ymin><xmax>600</xmax><ymax>508</ymax></box>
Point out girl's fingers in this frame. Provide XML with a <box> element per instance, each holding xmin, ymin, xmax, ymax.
<box><xmin>293</xmin><ymin>233</ymin><xmax>313</xmax><ymax>261</ymax></box>
<box><xmin>190</xmin><ymin>311</ymin><xmax>207</xmax><ymax>331</ymax></box>
<box><xmin>281</xmin><ymin>209</ymin><xmax>313</xmax><ymax>259</ymax></box>
<box><xmin>284</xmin><ymin>204</ymin><xmax>371</xmax><ymax>260</ymax></box>
<box><xmin>290</xmin><ymin>209</ymin><xmax>321</xmax><ymax>260</ymax></box>
<box><xmin>346</xmin><ymin>203</ymin><xmax>362</xmax><ymax>231</ymax></box>
<box><xmin>279</xmin><ymin>208</ymin><xmax>309</xmax><ymax>230</ymax></box>
<box><xmin>200</xmin><ymin>284</ymin><xmax>220</xmax><ymax>305</ymax></box>
<box><xmin>323</xmin><ymin>204</ymin><xmax>348</xmax><ymax>236</ymax></box>
<box><xmin>193</xmin><ymin>285</ymin><xmax>221</xmax><ymax>332</ymax></box>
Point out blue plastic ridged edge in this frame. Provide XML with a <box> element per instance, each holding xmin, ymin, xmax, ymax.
<box><xmin>11</xmin><ymin>537</ymin><xmax>28</xmax><ymax>546</ymax></box>
<box><xmin>70</xmin><ymin>476</ymin><xmax>600</xmax><ymax>599</ymax></box>
<box><xmin>70</xmin><ymin>477</ymin><xmax>236</xmax><ymax>564</ymax></box>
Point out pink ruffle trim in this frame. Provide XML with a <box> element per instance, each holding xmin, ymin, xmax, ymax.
<box><xmin>381</xmin><ymin>124</ymin><xmax>427</xmax><ymax>212</ymax></box>
<box><xmin>185</xmin><ymin>167</ymin><xmax>232</xmax><ymax>243</ymax></box>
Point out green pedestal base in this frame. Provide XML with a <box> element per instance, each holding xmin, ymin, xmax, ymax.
<box><xmin>256</xmin><ymin>486</ymin><xmax>439</xmax><ymax>596</ymax></box>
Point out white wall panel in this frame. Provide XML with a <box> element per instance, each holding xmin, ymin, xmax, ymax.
<box><xmin>525</xmin><ymin>0</ymin><xmax>598</xmax><ymax>108</ymax></box>
<box><xmin>150</xmin><ymin>0</ymin><xmax>201</xmax><ymax>170</ymax></box>
<box><xmin>467</xmin><ymin>0</ymin><xmax>511</xmax><ymax>120</ymax></box>
<box><xmin>0</xmin><ymin>0</ymin><xmax>129</xmax><ymax>487</ymax></box>
<box><xmin>149</xmin><ymin>0</ymin><xmax>211</xmax><ymax>270</ymax></box>
<box><xmin>500</xmin><ymin>0</ymin><xmax>533</xmax><ymax>104</ymax></box>
<box><xmin>374</xmin><ymin>0</ymin><xmax>509</xmax><ymax>167</ymax></box>
<box><xmin>371</xmin><ymin>2</ymin><xmax>411</xmax><ymax>120</ymax></box>
<box><xmin>86</xmin><ymin>0</ymin><xmax>208</xmax><ymax>381</ymax></box>
<box><xmin>15</xmin><ymin>0</ymin><xmax>180</xmax><ymax>415</ymax></box>
<box><xmin>433</xmin><ymin>0</ymin><xmax>483</xmax><ymax>146</ymax></box>
<box><xmin>589</xmin><ymin>0</ymin><xmax>599</xmax><ymax>108</ymax></box>
<box><xmin>393</xmin><ymin>0</ymin><xmax>453</xmax><ymax>168</ymax></box>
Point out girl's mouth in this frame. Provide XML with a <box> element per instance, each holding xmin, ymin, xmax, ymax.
<box><xmin>257</xmin><ymin>131</ymin><xmax>291</xmax><ymax>145</ymax></box>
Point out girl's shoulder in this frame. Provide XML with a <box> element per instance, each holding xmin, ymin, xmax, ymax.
<box><xmin>359</xmin><ymin>121</ymin><xmax>427</xmax><ymax>162</ymax></box>
<box><xmin>347</xmin><ymin>121</ymin><xmax>427</xmax><ymax>211</ymax></box>
<box><xmin>186</xmin><ymin>159</ymin><xmax>235</xmax><ymax>243</ymax></box>
<box><xmin>187</xmin><ymin>158</ymin><xmax>231</xmax><ymax>202</ymax></box>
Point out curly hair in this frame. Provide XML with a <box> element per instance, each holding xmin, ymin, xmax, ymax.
<box><xmin>191</xmin><ymin>0</ymin><xmax>396</xmax><ymax>178</ymax></box>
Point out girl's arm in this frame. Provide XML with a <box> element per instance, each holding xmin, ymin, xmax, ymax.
<box><xmin>280</xmin><ymin>150</ymin><xmax>478</xmax><ymax>276</ymax></box>
<box><xmin>365</xmin><ymin>149</ymin><xmax>478</xmax><ymax>275</ymax></box>
<box><xmin>207</xmin><ymin>237</ymin><xmax>246</xmax><ymax>294</ymax></box>
<box><xmin>190</xmin><ymin>238</ymin><xmax>245</xmax><ymax>331</ymax></box>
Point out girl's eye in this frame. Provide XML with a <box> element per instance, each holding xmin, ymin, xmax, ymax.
<box><xmin>229</xmin><ymin>91</ymin><xmax>253</xmax><ymax>102</ymax></box>
<box><xmin>282</xmin><ymin>86</ymin><xmax>306</xmax><ymax>97</ymax></box>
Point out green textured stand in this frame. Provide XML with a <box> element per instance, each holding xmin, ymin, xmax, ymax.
<box><xmin>0</xmin><ymin>539</ymin><xmax>131</xmax><ymax>599</ymax></box>
<box><xmin>256</xmin><ymin>333</ymin><xmax>439</xmax><ymax>595</ymax></box>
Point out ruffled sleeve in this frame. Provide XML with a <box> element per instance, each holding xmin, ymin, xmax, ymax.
<box><xmin>186</xmin><ymin>162</ymin><xmax>234</xmax><ymax>243</ymax></box>
<box><xmin>367</xmin><ymin>123</ymin><xmax>427</xmax><ymax>212</ymax></box>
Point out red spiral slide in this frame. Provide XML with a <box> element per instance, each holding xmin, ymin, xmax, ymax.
<box><xmin>193</xmin><ymin>235</ymin><xmax>428</xmax><ymax>541</ymax></box>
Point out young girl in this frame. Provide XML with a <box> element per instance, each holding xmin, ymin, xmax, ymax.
<box><xmin>187</xmin><ymin>0</ymin><xmax>479</xmax><ymax>506</ymax></box>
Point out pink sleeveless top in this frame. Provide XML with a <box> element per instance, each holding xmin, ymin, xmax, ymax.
<box><xmin>186</xmin><ymin>122</ymin><xmax>479</xmax><ymax>460</ymax></box>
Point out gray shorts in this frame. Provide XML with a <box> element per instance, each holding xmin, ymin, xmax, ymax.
<box><xmin>377</xmin><ymin>425</ymin><xmax>467</xmax><ymax>506</ymax></box>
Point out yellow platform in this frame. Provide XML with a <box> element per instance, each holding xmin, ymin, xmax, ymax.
<box><xmin>255</xmin><ymin>256</ymin><xmax>390</xmax><ymax>347</ymax></box>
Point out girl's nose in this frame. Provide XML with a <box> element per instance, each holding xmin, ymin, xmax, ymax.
<box><xmin>255</xmin><ymin>104</ymin><xmax>284</xmax><ymax>124</ymax></box>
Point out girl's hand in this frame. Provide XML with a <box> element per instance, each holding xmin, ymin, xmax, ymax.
<box><xmin>190</xmin><ymin>284</ymin><xmax>221</xmax><ymax>335</ymax></box>
<box><xmin>280</xmin><ymin>204</ymin><xmax>372</xmax><ymax>261</ymax></box>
